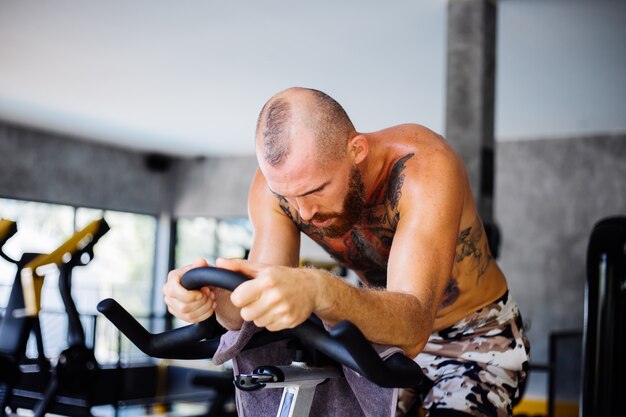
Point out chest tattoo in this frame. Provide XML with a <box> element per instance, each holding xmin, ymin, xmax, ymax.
<box><xmin>279</xmin><ymin>153</ymin><xmax>414</xmax><ymax>286</ymax></box>
<box><xmin>276</xmin><ymin>153</ymin><xmax>492</xmax><ymax>312</ymax></box>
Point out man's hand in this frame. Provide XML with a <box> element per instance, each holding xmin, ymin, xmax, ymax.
<box><xmin>163</xmin><ymin>258</ymin><xmax>216</xmax><ymax>323</ymax></box>
<box><xmin>217</xmin><ymin>258</ymin><xmax>320</xmax><ymax>331</ymax></box>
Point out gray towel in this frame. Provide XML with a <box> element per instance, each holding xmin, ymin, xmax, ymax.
<box><xmin>212</xmin><ymin>321</ymin><xmax>399</xmax><ymax>417</ymax></box>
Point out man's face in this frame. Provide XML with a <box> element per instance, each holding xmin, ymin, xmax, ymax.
<box><xmin>262</xmin><ymin>152</ymin><xmax>365</xmax><ymax>239</ymax></box>
<box><xmin>309</xmin><ymin>166</ymin><xmax>364</xmax><ymax>238</ymax></box>
<box><xmin>259</xmin><ymin>132</ymin><xmax>365</xmax><ymax>238</ymax></box>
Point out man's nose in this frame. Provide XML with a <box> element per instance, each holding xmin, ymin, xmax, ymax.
<box><xmin>295</xmin><ymin>197</ymin><xmax>317</xmax><ymax>222</ymax></box>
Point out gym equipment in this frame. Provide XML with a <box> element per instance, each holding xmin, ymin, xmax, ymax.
<box><xmin>581</xmin><ymin>216</ymin><xmax>625</xmax><ymax>417</ymax></box>
<box><xmin>1</xmin><ymin>219</ymin><xmax>110</xmax><ymax>416</ymax></box>
<box><xmin>21</xmin><ymin>219</ymin><xmax>110</xmax><ymax>417</ymax></box>
<box><xmin>0</xmin><ymin>219</ymin><xmax>17</xmax><ymax>252</ymax></box>
<box><xmin>483</xmin><ymin>221</ymin><xmax>501</xmax><ymax>259</ymax></box>
<box><xmin>1</xmin><ymin>219</ymin><xmax>50</xmax><ymax>415</ymax></box>
<box><xmin>2</xmin><ymin>219</ymin><xmax>235</xmax><ymax>417</ymax></box>
<box><xmin>98</xmin><ymin>266</ymin><xmax>430</xmax><ymax>417</ymax></box>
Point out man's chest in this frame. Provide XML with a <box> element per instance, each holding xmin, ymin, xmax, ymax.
<box><xmin>306</xmin><ymin>218</ymin><xmax>397</xmax><ymax>287</ymax></box>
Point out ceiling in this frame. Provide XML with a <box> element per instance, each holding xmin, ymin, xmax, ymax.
<box><xmin>0</xmin><ymin>1</ymin><xmax>448</xmax><ymax>157</ymax></box>
<box><xmin>3</xmin><ymin>1</ymin><xmax>624</xmax><ymax>157</ymax></box>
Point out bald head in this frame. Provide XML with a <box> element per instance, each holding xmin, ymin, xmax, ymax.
<box><xmin>256</xmin><ymin>87</ymin><xmax>356</xmax><ymax>167</ymax></box>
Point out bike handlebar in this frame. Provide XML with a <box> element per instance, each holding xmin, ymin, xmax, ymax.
<box><xmin>97</xmin><ymin>266</ymin><xmax>426</xmax><ymax>388</ymax></box>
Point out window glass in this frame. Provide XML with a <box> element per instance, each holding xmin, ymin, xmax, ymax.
<box><xmin>0</xmin><ymin>198</ymin><xmax>74</xmax><ymax>310</ymax></box>
<box><xmin>216</xmin><ymin>218</ymin><xmax>254</xmax><ymax>260</ymax></box>
<box><xmin>0</xmin><ymin>198</ymin><xmax>157</xmax><ymax>364</ymax></box>
<box><xmin>175</xmin><ymin>217</ymin><xmax>252</xmax><ymax>268</ymax></box>
<box><xmin>174</xmin><ymin>217</ymin><xmax>252</xmax><ymax>330</ymax></box>
<box><xmin>74</xmin><ymin>208</ymin><xmax>157</xmax><ymax>364</ymax></box>
<box><xmin>73</xmin><ymin>208</ymin><xmax>156</xmax><ymax>316</ymax></box>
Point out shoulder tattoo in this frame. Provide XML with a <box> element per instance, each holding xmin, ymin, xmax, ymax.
<box><xmin>387</xmin><ymin>152</ymin><xmax>414</xmax><ymax>210</ymax></box>
<box><xmin>366</xmin><ymin>153</ymin><xmax>415</xmax><ymax>231</ymax></box>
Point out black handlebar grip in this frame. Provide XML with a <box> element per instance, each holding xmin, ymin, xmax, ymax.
<box><xmin>181</xmin><ymin>266</ymin><xmax>249</xmax><ymax>292</ymax></box>
<box><xmin>329</xmin><ymin>321</ymin><xmax>426</xmax><ymax>388</ymax></box>
<box><xmin>289</xmin><ymin>320</ymin><xmax>411</xmax><ymax>388</ymax></box>
<box><xmin>95</xmin><ymin>266</ymin><xmax>248</xmax><ymax>359</ymax></box>
<box><xmin>97</xmin><ymin>298</ymin><xmax>218</xmax><ymax>358</ymax></box>
<box><xmin>181</xmin><ymin>267</ymin><xmax>426</xmax><ymax>388</ymax></box>
<box><xmin>95</xmin><ymin>266</ymin><xmax>250</xmax><ymax>359</ymax></box>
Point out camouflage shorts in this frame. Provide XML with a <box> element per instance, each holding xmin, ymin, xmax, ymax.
<box><xmin>397</xmin><ymin>291</ymin><xmax>530</xmax><ymax>417</ymax></box>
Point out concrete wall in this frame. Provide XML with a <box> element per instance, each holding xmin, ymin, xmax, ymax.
<box><xmin>495</xmin><ymin>133</ymin><xmax>626</xmax><ymax>398</ymax></box>
<box><xmin>173</xmin><ymin>155</ymin><xmax>257</xmax><ymax>219</ymax></box>
<box><xmin>0</xmin><ymin>123</ymin><xmax>176</xmax><ymax>215</ymax></box>
<box><xmin>0</xmin><ymin>122</ymin><xmax>257</xmax><ymax>219</ymax></box>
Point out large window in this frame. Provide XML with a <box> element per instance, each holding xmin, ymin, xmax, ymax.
<box><xmin>1</xmin><ymin>201</ymin><xmax>258</xmax><ymax>365</ymax></box>
<box><xmin>73</xmin><ymin>208</ymin><xmax>156</xmax><ymax>316</ymax></box>
<box><xmin>0</xmin><ymin>198</ymin><xmax>156</xmax><ymax>363</ymax></box>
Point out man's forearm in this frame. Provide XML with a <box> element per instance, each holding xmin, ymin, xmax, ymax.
<box><xmin>311</xmin><ymin>270</ymin><xmax>432</xmax><ymax>356</ymax></box>
<box><xmin>214</xmin><ymin>288</ymin><xmax>244</xmax><ymax>330</ymax></box>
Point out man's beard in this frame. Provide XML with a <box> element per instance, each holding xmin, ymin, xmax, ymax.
<box><xmin>310</xmin><ymin>167</ymin><xmax>365</xmax><ymax>238</ymax></box>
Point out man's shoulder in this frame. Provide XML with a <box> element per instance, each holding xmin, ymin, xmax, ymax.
<box><xmin>376</xmin><ymin>127</ymin><xmax>467</xmax><ymax>209</ymax></box>
<box><xmin>375</xmin><ymin>124</ymin><xmax>454</xmax><ymax>159</ymax></box>
<box><xmin>384</xmin><ymin>132</ymin><xmax>461</xmax><ymax>178</ymax></box>
<box><xmin>376</xmin><ymin>123</ymin><xmax>441</xmax><ymax>139</ymax></box>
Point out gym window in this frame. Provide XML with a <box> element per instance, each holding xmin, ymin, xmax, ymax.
<box><xmin>172</xmin><ymin>216</ymin><xmax>252</xmax><ymax>330</ymax></box>
<box><xmin>0</xmin><ymin>197</ymin><xmax>156</xmax><ymax>363</ymax></box>
<box><xmin>175</xmin><ymin>217</ymin><xmax>252</xmax><ymax>268</ymax></box>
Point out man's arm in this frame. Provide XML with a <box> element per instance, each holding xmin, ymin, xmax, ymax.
<box><xmin>226</xmin><ymin>146</ymin><xmax>466</xmax><ymax>357</ymax></box>
<box><xmin>213</xmin><ymin>168</ymin><xmax>302</xmax><ymax>329</ymax></box>
<box><xmin>246</xmin><ymin>169</ymin><xmax>301</xmax><ymax>267</ymax></box>
<box><xmin>162</xmin><ymin>168</ymin><xmax>301</xmax><ymax>330</ymax></box>
<box><xmin>313</xmin><ymin>149</ymin><xmax>464</xmax><ymax>356</ymax></box>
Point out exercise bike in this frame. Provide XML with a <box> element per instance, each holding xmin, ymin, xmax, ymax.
<box><xmin>1</xmin><ymin>219</ymin><xmax>50</xmax><ymax>416</ymax></box>
<box><xmin>3</xmin><ymin>219</ymin><xmax>236</xmax><ymax>417</ymax></box>
<box><xmin>98</xmin><ymin>266</ymin><xmax>430</xmax><ymax>417</ymax></box>
<box><xmin>1</xmin><ymin>219</ymin><xmax>112</xmax><ymax>417</ymax></box>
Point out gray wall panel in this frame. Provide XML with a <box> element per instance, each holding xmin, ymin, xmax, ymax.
<box><xmin>0</xmin><ymin>122</ymin><xmax>259</xmax><ymax>218</ymax></box>
<box><xmin>495</xmin><ymin>133</ymin><xmax>626</xmax><ymax>397</ymax></box>
<box><xmin>173</xmin><ymin>155</ymin><xmax>258</xmax><ymax>219</ymax></box>
<box><xmin>0</xmin><ymin>123</ymin><xmax>176</xmax><ymax>215</ymax></box>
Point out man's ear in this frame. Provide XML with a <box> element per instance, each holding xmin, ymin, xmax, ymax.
<box><xmin>349</xmin><ymin>134</ymin><xmax>369</xmax><ymax>164</ymax></box>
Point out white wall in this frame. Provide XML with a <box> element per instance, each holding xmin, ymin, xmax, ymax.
<box><xmin>496</xmin><ymin>0</ymin><xmax>626</xmax><ymax>141</ymax></box>
<box><xmin>0</xmin><ymin>0</ymin><xmax>447</xmax><ymax>156</ymax></box>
